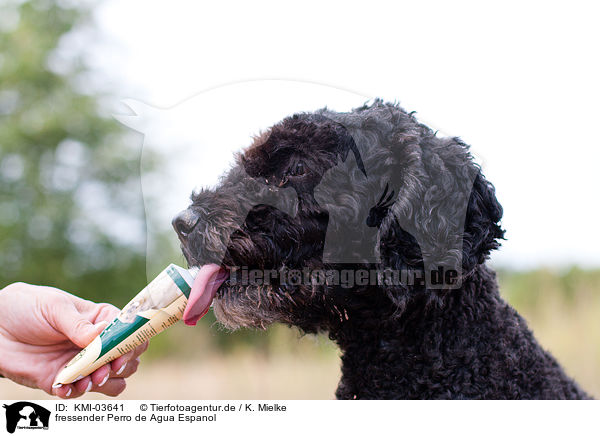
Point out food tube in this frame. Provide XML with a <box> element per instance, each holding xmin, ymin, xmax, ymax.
<box><xmin>52</xmin><ymin>264</ymin><xmax>198</xmax><ymax>388</ymax></box>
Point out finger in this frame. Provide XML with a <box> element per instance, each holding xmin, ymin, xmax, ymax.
<box><xmin>53</xmin><ymin>384</ymin><xmax>74</xmax><ymax>399</ymax></box>
<box><xmin>114</xmin><ymin>358</ymin><xmax>140</xmax><ymax>379</ymax></box>
<box><xmin>70</xmin><ymin>298</ymin><xmax>119</xmax><ymax>331</ymax></box>
<box><xmin>102</xmin><ymin>340</ymin><xmax>147</xmax><ymax>376</ymax></box>
<box><xmin>89</xmin><ymin>303</ymin><xmax>120</xmax><ymax>325</ymax></box>
<box><xmin>92</xmin><ymin>378</ymin><xmax>127</xmax><ymax>397</ymax></box>
<box><xmin>53</xmin><ymin>376</ymin><xmax>93</xmax><ymax>400</ymax></box>
<box><xmin>110</xmin><ymin>351</ymin><xmax>134</xmax><ymax>375</ymax></box>
<box><xmin>61</xmin><ymin>365</ymin><xmax>113</xmax><ymax>398</ymax></box>
<box><xmin>74</xmin><ymin>376</ymin><xmax>94</xmax><ymax>396</ymax></box>
<box><xmin>90</xmin><ymin>364</ymin><xmax>111</xmax><ymax>387</ymax></box>
<box><xmin>131</xmin><ymin>341</ymin><xmax>149</xmax><ymax>360</ymax></box>
<box><xmin>71</xmin><ymin>297</ymin><xmax>117</xmax><ymax>318</ymax></box>
<box><xmin>48</xmin><ymin>302</ymin><xmax>109</xmax><ymax>348</ymax></box>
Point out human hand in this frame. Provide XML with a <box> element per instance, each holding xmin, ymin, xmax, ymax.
<box><xmin>0</xmin><ymin>282</ymin><xmax>148</xmax><ymax>398</ymax></box>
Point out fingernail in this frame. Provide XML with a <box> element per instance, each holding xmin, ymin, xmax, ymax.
<box><xmin>85</xmin><ymin>381</ymin><xmax>92</xmax><ymax>393</ymax></box>
<box><xmin>99</xmin><ymin>373</ymin><xmax>109</xmax><ymax>387</ymax></box>
<box><xmin>65</xmin><ymin>388</ymin><xmax>72</xmax><ymax>397</ymax></box>
<box><xmin>116</xmin><ymin>363</ymin><xmax>126</xmax><ymax>375</ymax></box>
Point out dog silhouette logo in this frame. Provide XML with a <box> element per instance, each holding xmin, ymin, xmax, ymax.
<box><xmin>2</xmin><ymin>402</ymin><xmax>50</xmax><ymax>433</ymax></box>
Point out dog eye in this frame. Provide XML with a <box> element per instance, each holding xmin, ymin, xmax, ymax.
<box><xmin>292</xmin><ymin>163</ymin><xmax>305</xmax><ymax>176</ymax></box>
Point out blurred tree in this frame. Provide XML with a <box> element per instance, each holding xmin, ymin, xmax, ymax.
<box><xmin>0</xmin><ymin>0</ymin><xmax>147</xmax><ymax>307</ymax></box>
<box><xmin>0</xmin><ymin>0</ymin><xmax>281</xmax><ymax>354</ymax></box>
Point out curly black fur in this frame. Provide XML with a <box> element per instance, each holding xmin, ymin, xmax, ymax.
<box><xmin>174</xmin><ymin>99</ymin><xmax>590</xmax><ymax>399</ymax></box>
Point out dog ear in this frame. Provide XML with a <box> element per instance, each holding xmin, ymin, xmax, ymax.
<box><xmin>380</xmin><ymin>138</ymin><xmax>504</xmax><ymax>289</ymax></box>
<box><xmin>461</xmin><ymin>171</ymin><xmax>505</xmax><ymax>273</ymax></box>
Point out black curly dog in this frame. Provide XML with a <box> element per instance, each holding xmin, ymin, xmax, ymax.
<box><xmin>173</xmin><ymin>100</ymin><xmax>589</xmax><ymax>399</ymax></box>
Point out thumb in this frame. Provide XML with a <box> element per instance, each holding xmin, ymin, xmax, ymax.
<box><xmin>51</xmin><ymin>304</ymin><xmax>109</xmax><ymax>348</ymax></box>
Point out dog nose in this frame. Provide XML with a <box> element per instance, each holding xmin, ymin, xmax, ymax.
<box><xmin>172</xmin><ymin>209</ymin><xmax>200</xmax><ymax>238</ymax></box>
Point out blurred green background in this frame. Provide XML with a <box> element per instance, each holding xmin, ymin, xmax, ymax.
<box><xmin>1</xmin><ymin>0</ymin><xmax>598</xmax><ymax>399</ymax></box>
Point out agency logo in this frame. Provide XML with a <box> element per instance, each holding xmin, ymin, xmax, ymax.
<box><xmin>118</xmin><ymin>83</ymin><xmax>477</xmax><ymax>289</ymax></box>
<box><xmin>2</xmin><ymin>402</ymin><xmax>50</xmax><ymax>434</ymax></box>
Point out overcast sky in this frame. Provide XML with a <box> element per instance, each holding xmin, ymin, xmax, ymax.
<box><xmin>83</xmin><ymin>0</ymin><xmax>599</xmax><ymax>269</ymax></box>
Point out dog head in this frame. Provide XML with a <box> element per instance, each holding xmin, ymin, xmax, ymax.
<box><xmin>173</xmin><ymin>100</ymin><xmax>504</xmax><ymax>332</ymax></box>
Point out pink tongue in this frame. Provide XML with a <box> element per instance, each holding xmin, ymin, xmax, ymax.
<box><xmin>183</xmin><ymin>263</ymin><xmax>229</xmax><ymax>326</ymax></box>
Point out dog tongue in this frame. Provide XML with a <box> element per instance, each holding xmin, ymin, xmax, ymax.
<box><xmin>183</xmin><ymin>263</ymin><xmax>228</xmax><ymax>326</ymax></box>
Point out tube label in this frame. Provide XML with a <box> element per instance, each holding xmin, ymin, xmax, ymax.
<box><xmin>53</xmin><ymin>264</ymin><xmax>195</xmax><ymax>387</ymax></box>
